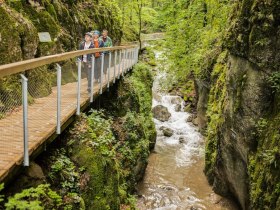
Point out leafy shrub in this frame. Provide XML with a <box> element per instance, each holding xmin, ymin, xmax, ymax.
<box><xmin>268</xmin><ymin>72</ymin><xmax>280</xmax><ymax>93</ymax></box>
<box><xmin>5</xmin><ymin>184</ymin><xmax>62</xmax><ymax>210</ymax></box>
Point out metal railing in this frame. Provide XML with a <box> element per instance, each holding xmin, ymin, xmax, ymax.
<box><xmin>0</xmin><ymin>45</ymin><xmax>139</xmax><ymax>173</ymax></box>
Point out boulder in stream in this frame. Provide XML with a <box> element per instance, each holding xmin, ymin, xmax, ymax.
<box><xmin>152</xmin><ymin>105</ymin><xmax>171</xmax><ymax>122</ymax></box>
<box><xmin>161</xmin><ymin>126</ymin><xmax>174</xmax><ymax>137</ymax></box>
<box><xmin>175</xmin><ymin>104</ymin><xmax>181</xmax><ymax>112</ymax></box>
<box><xmin>186</xmin><ymin>115</ymin><xmax>194</xmax><ymax>123</ymax></box>
<box><xmin>179</xmin><ymin>136</ymin><xmax>187</xmax><ymax>144</ymax></box>
<box><xmin>170</xmin><ymin>96</ymin><xmax>183</xmax><ymax>105</ymax></box>
<box><xmin>192</xmin><ymin>117</ymin><xmax>199</xmax><ymax>126</ymax></box>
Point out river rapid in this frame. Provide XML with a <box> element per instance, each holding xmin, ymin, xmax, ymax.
<box><xmin>136</xmin><ymin>49</ymin><xmax>239</xmax><ymax>210</ymax></box>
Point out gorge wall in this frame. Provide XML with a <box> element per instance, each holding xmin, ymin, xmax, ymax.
<box><xmin>0</xmin><ymin>0</ymin><xmax>122</xmax><ymax>64</ymax></box>
<box><xmin>201</xmin><ymin>0</ymin><xmax>280</xmax><ymax>209</ymax></box>
<box><xmin>160</xmin><ymin>0</ymin><xmax>279</xmax><ymax>209</ymax></box>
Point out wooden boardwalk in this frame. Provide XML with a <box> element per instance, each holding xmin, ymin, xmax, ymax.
<box><xmin>0</xmin><ymin>60</ymin><xmax>130</xmax><ymax>183</ymax></box>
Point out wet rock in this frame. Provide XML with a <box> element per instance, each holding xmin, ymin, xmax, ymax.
<box><xmin>186</xmin><ymin>115</ymin><xmax>194</xmax><ymax>123</ymax></box>
<box><xmin>153</xmin><ymin>92</ymin><xmax>162</xmax><ymax>102</ymax></box>
<box><xmin>7</xmin><ymin>162</ymin><xmax>46</xmax><ymax>192</ymax></box>
<box><xmin>175</xmin><ymin>104</ymin><xmax>181</xmax><ymax>112</ymax></box>
<box><xmin>152</xmin><ymin>105</ymin><xmax>171</xmax><ymax>122</ymax></box>
<box><xmin>171</xmin><ymin>96</ymin><xmax>183</xmax><ymax>105</ymax></box>
<box><xmin>192</xmin><ymin>117</ymin><xmax>199</xmax><ymax>126</ymax></box>
<box><xmin>26</xmin><ymin>162</ymin><xmax>45</xmax><ymax>179</ymax></box>
<box><xmin>161</xmin><ymin>127</ymin><xmax>174</xmax><ymax>137</ymax></box>
<box><xmin>179</xmin><ymin>136</ymin><xmax>186</xmax><ymax>144</ymax></box>
<box><xmin>184</xmin><ymin>104</ymin><xmax>192</xmax><ymax>112</ymax></box>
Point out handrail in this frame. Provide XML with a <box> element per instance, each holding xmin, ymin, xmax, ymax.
<box><xmin>0</xmin><ymin>44</ymin><xmax>139</xmax><ymax>180</ymax></box>
<box><xmin>0</xmin><ymin>45</ymin><xmax>137</xmax><ymax>78</ymax></box>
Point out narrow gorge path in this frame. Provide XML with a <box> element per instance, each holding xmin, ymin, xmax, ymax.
<box><xmin>136</xmin><ymin>47</ymin><xmax>239</xmax><ymax>210</ymax></box>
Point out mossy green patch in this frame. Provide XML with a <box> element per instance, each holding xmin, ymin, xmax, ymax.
<box><xmin>204</xmin><ymin>51</ymin><xmax>228</xmax><ymax>184</ymax></box>
<box><xmin>249</xmin><ymin>96</ymin><xmax>280</xmax><ymax>209</ymax></box>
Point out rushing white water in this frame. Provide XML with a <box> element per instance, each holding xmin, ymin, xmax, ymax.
<box><xmin>153</xmin><ymin>95</ymin><xmax>204</xmax><ymax>167</ymax></box>
<box><xmin>136</xmin><ymin>76</ymin><xmax>238</xmax><ymax>210</ymax></box>
<box><xmin>136</xmin><ymin>46</ymin><xmax>238</xmax><ymax>210</ymax></box>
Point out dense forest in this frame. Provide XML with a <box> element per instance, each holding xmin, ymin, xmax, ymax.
<box><xmin>0</xmin><ymin>0</ymin><xmax>280</xmax><ymax>209</ymax></box>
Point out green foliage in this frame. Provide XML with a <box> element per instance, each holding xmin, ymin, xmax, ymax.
<box><xmin>48</xmin><ymin>149</ymin><xmax>80</xmax><ymax>194</ymax></box>
<box><xmin>86</xmin><ymin>110</ymin><xmax>116</xmax><ymax>157</ymax></box>
<box><xmin>5</xmin><ymin>184</ymin><xmax>63</xmax><ymax>210</ymax></box>
<box><xmin>249</xmin><ymin>114</ymin><xmax>280</xmax><ymax>209</ymax></box>
<box><xmin>160</xmin><ymin>0</ymin><xmax>231</xmax><ymax>83</ymax></box>
<box><xmin>256</xmin><ymin>118</ymin><xmax>268</xmax><ymax>135</ymax></box>
<box><xmin>268</xmin><ymin>72</ymin><xmax>280</xmax><ymax>93</ymax></box>
<box><xmin>69</xmin><ymin>112</ymin><xmax>121</xmax><ymax>209</ymax></box>
<box><xmin>0</xmin><ymin>183</ymin><xmax>4</xmax><ymax>203</ymax></box>
<box><xmin>204</xmin><ymin>52</ymin><xmax>228</xmax><ymax>183</ymax></box>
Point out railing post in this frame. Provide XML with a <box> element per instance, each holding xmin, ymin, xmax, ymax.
<box><xmin>127</xmin><ymin>49</ymin><xmax>130</xmax><ymax>72</ymax></box>
<box><xmin>107</xmin><ymin>52</ymin><xmax>111</xmax><ymax>89</ymax></box>
<box><xmin>122</xmin><ymin>49</ymin><xmax>126</xmax><ymax>77</ymax></box>
<box><xmin>20</xmin><ymin>74</ymin><xmax>29</xmax><ymax>167</ymax></box>
<box><xmin>90</xmin><ymin>56</ymin><xmax>95</xmax><ymax>103</ymax></box>
<box><xmin>136</xmin><ymin>47</ymin><xmax>139</xmax><ymax>62</ymax></box>
<box><xmin>125</xmin><ymin>49</ymin><xmax>128</xmax><ymax>73</ymax></box>
<box><xmin>133</xmin><ymin>48</ymin><xmax>136</xmax><ymax>65</ymax></box>
<box><xmin>134</xmin><ymin>48</ymin><xmax>136</xmax><ymax>65</ymax></box>
<box><xmin>113</xmin><ymin>50</ymin><xmax>117</xmax><ymax>83</ymax></box>
<box><xmin>130</xmin><ymin>49</ymin><xmax>132</xmax><ymax>70</ymax></box>
<box><xmin>135</xmin><ymin>48</ymin><xmax>137</xmax><ymax>64</ymax></box>
<box><xmin>118</xmin><ymin>50</ymin><xmax>122</xmax><ymax>79</ymax></box>
<box><xmin>127</xmin><ymin>49</ymin><xmax>130</xmax><ymax>71</ymax></box>
<box><xmin>76</xmin><ymin>59</ymin><xmax>81</xmax><ymax>115</ymax></box>
<box><xmin>100</xmin><ymin>53</ymin><xmax>104</xmax><ymax>94</ymax></box>
<box><xmin>56</xmin><ymin>64</ymin><xmax>61</xmax><ymax>134</ymax></box>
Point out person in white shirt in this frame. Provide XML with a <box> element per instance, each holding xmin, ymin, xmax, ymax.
<box><xmin>79</xmin><ymin>32</ymin><xmax>94</xmax><ymax>92</ymax></box>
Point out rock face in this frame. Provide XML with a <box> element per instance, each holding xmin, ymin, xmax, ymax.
<box><xmin>0</xmin><ymin>1</ymin><xmax>122</xmax><ymax>64</ymax></box>
<box><xmin>0</xmin><ymin>1</ymin><xmax>123</xmax><ymax>114</ymax></box>
<box><xmin>201</xmin><ymin>0</ymin><xmax>280</xmax><ymax>209</ymax></box>
<box><xmin>152</xmin><ymin>105</ymin><xmax>171</xmax><ymax>122</ymax></box>
<box><xmin>160</xmin><ymin>126</ymin><xmax>174</xmax><ymax>137</ymax></box>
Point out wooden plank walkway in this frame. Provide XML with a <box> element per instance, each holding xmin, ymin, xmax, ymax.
<box><xmin>0</xmin><ymin>59</ymin><xmax>131</xmax><ymax>182</ymax></box>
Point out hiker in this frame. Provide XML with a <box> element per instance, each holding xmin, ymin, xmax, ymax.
<box><xmin>79</xmin><ymin>32</ymin><xmax>94</xmax><ymax>93</ymax></box>
<box><xmin>91</xmin><ymin>30</ymin><xmax>104</xmax><ymax>82</ymax></box>
<box><xmin>99</xmin><ymin>29</ymin><xmax>113</xmax><ymax>75</ymax></box>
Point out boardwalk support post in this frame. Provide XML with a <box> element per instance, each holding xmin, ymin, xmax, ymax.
<box><xmin>76</xmin><ymin>59</ymin><xmax>81</xmax><ymax>115</ymax></box>
<box><xmin>113</xmin><ymin>51</ymin><xmax>117</xmax><ymax>83</ymax></box>
<box><xmin>90</xmin><ymin>56</ymin><xmax>95</xmax><ymax>103</ymax></box>
<box><xmin>56</xmin><ymin>64</ymin><xmax>61</xmax><ymax>134</ymax></box>
<box><xmin>100</xmin><ymin>53</ymin><xmax>104</xmax><ymax>94</ymax></box>
<box><xmin>107</xmin><ymin>52</ymin><xmax>111</xmax><ymax>89</ymax></box>
<box><xmin>21</xmin><ymin>74</ymin><xmax>29</xmax><ymax>167</ymax></box>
